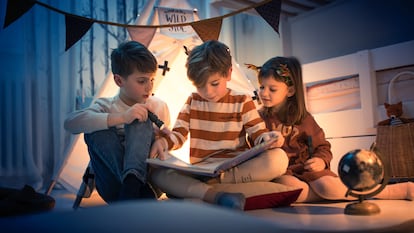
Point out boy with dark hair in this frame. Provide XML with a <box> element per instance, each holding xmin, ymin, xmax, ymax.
<box><xmin>65</xmin><ymin>41</ymin><xmax>170</xmax><ymax>203</ymax></box>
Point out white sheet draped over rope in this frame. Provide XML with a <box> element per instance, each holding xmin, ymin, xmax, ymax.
<box><xmin>56</xmin><ymin>0</ymin><xmax>257</xmax><ymax>193</ymax></box>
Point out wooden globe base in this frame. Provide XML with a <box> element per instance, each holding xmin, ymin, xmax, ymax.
<box><xmin>344</xmin><ymin>201</ymin><xmax>380</xmax><ymax>215</ymax></box>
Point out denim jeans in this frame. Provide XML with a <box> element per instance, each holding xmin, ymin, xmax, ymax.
<box><xmin>84</xmin><ymin>119</ymin><xmax>154</xmax><ymax>203</ymax></box>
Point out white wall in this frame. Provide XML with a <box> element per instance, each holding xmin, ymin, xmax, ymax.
<box><xmin>287</xmin><ymin>0</ymin><xmax>414</xmax><ymax>64</ymax></box>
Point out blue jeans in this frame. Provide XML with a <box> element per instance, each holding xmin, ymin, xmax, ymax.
<box><xmin>84</xmin><ymin>119</ymin><xmax>154</xmax><ymax>203</ymax></box>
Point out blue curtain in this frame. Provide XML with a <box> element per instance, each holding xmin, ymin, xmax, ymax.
<box><xmin>0</xmin><ymin>0</ymin><xmax>78</xmax><ymax>190</ymax></box>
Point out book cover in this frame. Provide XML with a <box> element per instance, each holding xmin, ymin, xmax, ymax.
<box><xmin>146</xmin><ymin>137</ymin><xmax>277</xmax><ymax>177</ymax></box>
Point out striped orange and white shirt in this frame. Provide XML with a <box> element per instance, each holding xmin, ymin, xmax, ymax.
<box><xmin>165</xmin><ymin>89</ymin><xmax>269</xmax><ymax>163</ymax></box>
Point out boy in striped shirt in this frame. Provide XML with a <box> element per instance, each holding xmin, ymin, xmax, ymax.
<box><xmin>149</xmin><ymin>40</ymin><xmax>288</xmax><ymax>210</ymax></box>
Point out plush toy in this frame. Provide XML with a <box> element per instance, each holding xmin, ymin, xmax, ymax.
<box><xmin>378</xmin><ymin>101</ymin><xmax>414</xmax><ymax>126</ymax></box>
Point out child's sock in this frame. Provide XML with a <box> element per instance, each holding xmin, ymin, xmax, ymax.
<box><xmin>119</xmin><ymin>174</ymin><xmax>143</xmax><ymax>201</ymax></box>
<box><xmin>215</xmin><ymin>192</ymin><xmax>246</xmax><ymax>210</ymax></box>
<box><xmin>203</xmin><ymin>188</ymin><xmax>245</xmax><ymax>210</ymax></box>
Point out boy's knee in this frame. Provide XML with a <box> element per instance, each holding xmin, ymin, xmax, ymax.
<box><xmin>263</xmin><ymin>148</ymin><xmax>288</xmax><ymax>163</ymax></box>
<box><xmin>125</xmin><ymin>119</ymin><xmax>152</xmax><ymax>131</ymax></box>
<box><xmin>262</xmin><ymin>148</ymin><xmax>289</xmax><ymax>176</ymax></box>
<box><xmin>125</xmin><ymin>119</ymin><xmax>154</xmax><ymax>140</ymax></box>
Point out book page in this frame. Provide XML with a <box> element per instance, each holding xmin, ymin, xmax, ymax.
<box><xmin>147</xmin><ymin>137</ymin><xmax>278</xmax><ymax>176</ymax></box>
<box><xmin>147</xmin><ymin>155</ymin><xmax>227</xmax><ymax>176</ymax></box>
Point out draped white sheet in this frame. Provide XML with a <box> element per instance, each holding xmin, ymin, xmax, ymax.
<box><xmin>56</xmin><ymin>0</ymin><xmax>261</xmax><ymax>193</ymax></box>
<box><xmin>0</xmin><ymin>0</ymin><xmax>250</xmax><ymax>192</ymax></box>
<box><xmin>0</xmin><ymin>0</ymin><xmax>279</xmax><ymax>192</ymax></box>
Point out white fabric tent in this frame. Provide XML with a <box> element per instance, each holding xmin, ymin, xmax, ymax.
<box><xmin>55</xmin><ymin>0</ymin><xmax>258</xmax><ymax>194</ymax></box>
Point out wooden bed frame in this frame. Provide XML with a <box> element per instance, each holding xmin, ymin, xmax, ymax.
<box><xmin>302</xmin><ymin>40</ymin><xmax>414</xmax><ymax>172</ymax></box>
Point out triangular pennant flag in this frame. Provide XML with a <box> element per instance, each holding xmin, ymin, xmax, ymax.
<box><xmin>3</xmin><ymin>0</ymin><xmax>35</xmax><ymax>28</ymax></box>
<box><xmin>191</xmin><ymin>18</ymin><xmax>222</xmax><ymax>42</ymax></box>
<box><xmin>65</xmin><ymin>14</ymin><xmax>94</xmax><ymax>51</ymax></box>
<box><xmin>127</xmin><ymin>27</ymin><xmax>156</xmax><ymax>47</ymax></box>
<box><xmin>255</xmin><ymin>0</ymin><xmax>281</xmax><ymax>34</ymax></box>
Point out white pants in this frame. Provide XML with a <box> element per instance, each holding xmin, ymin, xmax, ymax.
<box><xmin>150</xmin><ymin>148</ymin><xmax>288</xmax><ymax>199</ymax></box>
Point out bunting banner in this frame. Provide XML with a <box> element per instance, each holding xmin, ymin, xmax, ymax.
<box><xmin>192</xmin><ymin>18</ymin><xmax>223</xmax><ymax>42</ymax></box>
<box><xmin>65</xmin><ymin>15</ymin><xmax>94</xmax><ymax>51</ymax></box>
<box><xmin>3</xmin><ymin>0</ymin><xmax>279</xmax><ymax>51</ymax></box>
<box><xmin>255</xmin><ymin>0</ymin><xmax>281</xmax><ymax>34</ymax></box>
<box><xmin>127</xmin><ymin>27</ymin><xmax>157</xmax><ymax>47</ymax></box>
<box><xmin>3</xmin><ymin>0</ymin><xmax>35</xmax><ymax>28</ymax></box>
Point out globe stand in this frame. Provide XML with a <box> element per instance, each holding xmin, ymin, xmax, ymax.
<box><xmin>339</xmin><ymin>143</ymin><xmax>390</xmax><ymax>216</ymax></box>
<box><xmin>344</xmin><ymin>194</ymin><xmax>380</xmax><ymax>215</ymax></box>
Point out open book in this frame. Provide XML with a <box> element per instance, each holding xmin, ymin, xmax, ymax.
<box><xmin>146</xmin><ymin>137</ymin><xmax>277</xmax><ymax>177</ymax></box>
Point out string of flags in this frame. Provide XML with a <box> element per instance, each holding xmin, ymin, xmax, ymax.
<box><xmin>3</xmin><ymin>0</ymin><xmax>281</xmax><ymax>51</ymax></box>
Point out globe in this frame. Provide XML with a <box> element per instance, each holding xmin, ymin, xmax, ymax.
<box><xmin>337</xmin><ymin>146</ymin><xmax>389</xmax><ymax>215</ymax></box>
<box><xmin>338</xmin><ymin>149</ymin><xmax>384</xmax><ymax>192</ymax></box>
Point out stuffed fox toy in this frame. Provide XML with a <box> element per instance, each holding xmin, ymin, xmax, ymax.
<box><xmin>378</xmin><ymin>101</ymin><xmax>414</xmax><ymax>126</ymax></box>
